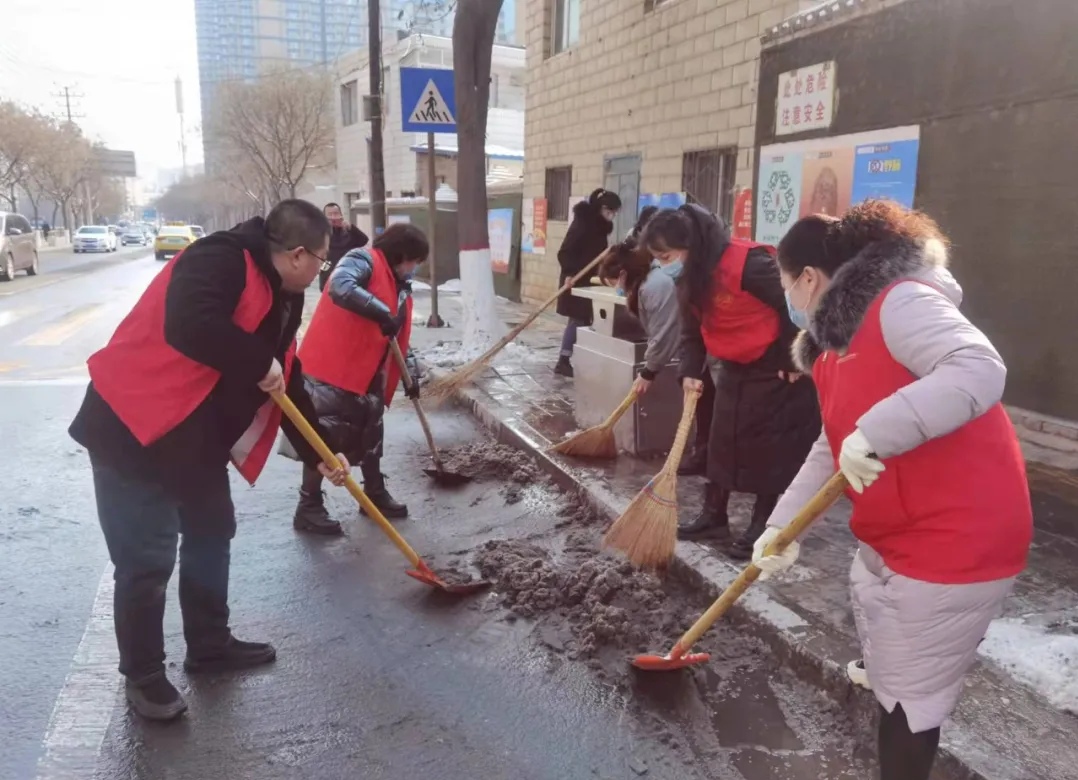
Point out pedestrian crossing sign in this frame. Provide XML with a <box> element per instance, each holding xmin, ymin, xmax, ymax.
<box><xmin>400</xmin><ymin>67</ymin><xmax>457</xmax><ymax>134</ymax></box>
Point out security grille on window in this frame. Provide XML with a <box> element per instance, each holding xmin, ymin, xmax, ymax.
<box><xmin>545</xmin><ymin>166</ymin><xmax>573</xmax><ymax>221</ymax></box>
<box><xmin>340</xmin><ymin>80</ymin><xmax>358</xmax><ymax>127</ymax></box>
<box><xmin>682</xmin><ymin>148</ymin><xmax>737</xmax><ymax>223</ymax></box>
<box><xmin>551</xmin><ymin>0</ymin><xmax>580</xmax><ymax>54</ymax></box>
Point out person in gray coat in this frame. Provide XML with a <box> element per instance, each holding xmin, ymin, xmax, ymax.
<box><xmin>754</xmin><ymin>201</ymin><xmax>1033</xmax><ymax>780</ymax></box>
<box><xmin>597</xmin><ymin>239</ymin><xmax>681</xmax><ymax>395</ymax></box>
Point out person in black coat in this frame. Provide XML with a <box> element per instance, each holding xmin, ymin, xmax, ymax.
<box><xmin>643</xmin><ymin>205</ymin><xmax>820</xmax><ymax>559</ymax></box>
<box><xmin>68</xmin><ymin>201</ymin><xmax>350</xmax><ymax>721</ymax></box>
<box><xmin>318</xmin><ymin>202</ymin><xmax>369</xmax><ymax>290</ymax></box>
<box><xmin>554</xmin><ymin>187</ymin><xmax>622</xmax><ymax>377</ymax></box>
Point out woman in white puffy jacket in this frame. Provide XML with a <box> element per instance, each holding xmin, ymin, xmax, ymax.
<box><xmin>755</xmin><ymin>200</ymin><xmax>1033</xmax><ymax>780</ymax></box>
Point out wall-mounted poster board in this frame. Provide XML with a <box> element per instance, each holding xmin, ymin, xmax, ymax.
<box><xmin>755</xmin><ymin>125</ymin><xmax>921</xmax><ymax>245</ymax></box>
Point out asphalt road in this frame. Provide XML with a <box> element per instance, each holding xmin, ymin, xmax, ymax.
<box><xmin>0</xmin><ymin>253</ymin><xmax>874</xmax><ymax>780</ymax></box>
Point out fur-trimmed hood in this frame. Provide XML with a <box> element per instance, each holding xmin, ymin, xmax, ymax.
<box><xmin>793</xmin><ymin>237</ymin><xmax>959</xmax><ymax>372</ymax></box>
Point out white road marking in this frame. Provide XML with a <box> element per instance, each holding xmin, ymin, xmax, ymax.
<box><xmin>0</xmin><ymin>306</ymin><xmax>38</xmax><ymax>329</ymax></box>
<box><xmin>35</xmin><ymin>564</ymin><xmax>118</xmax><ymax>780</ymax></box>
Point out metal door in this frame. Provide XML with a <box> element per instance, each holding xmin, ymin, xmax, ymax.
<box><xmin>604</xmin><ymin>154</ymin><xmax>641</xmax><ymax>242</ymax></box>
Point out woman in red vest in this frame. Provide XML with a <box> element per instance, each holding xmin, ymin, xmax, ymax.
<box><xmin>754</xmin><ymin>201</ymin><xmax>1033</xmax><ymax>780</ymax></box>
<box><xmin>644</xmin><ymin>205</ymin><xmax>821</xmax><ymax>559</ymax></box>
<box><xmin>293</xmin><ymin>223</ymin><xmax>428</xmax><ymax>534</ymax></box>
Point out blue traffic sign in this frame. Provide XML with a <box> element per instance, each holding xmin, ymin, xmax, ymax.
<box><xmin>400</xmin><ymin>67</ymin><xmax>457</xmax><ymax>134</ymax></box>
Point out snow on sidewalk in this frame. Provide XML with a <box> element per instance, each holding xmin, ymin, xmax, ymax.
<box><xmin>980</xmin><ymin>617</ymin><xmax>1078</xmax><ymax>715</ymax></box>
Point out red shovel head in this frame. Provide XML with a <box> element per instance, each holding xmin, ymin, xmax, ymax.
<box><xmin>631</xmin><ymin>650</ymin><xmax>711</xmax><ymax>671</ymax></box>
<box><xmin>405</xmin><ymin>560</ymin><xmax>492</xmax><ymax>596</ymax></box>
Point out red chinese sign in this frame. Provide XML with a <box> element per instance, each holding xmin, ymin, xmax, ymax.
<box><xmin>732</xmin><ymin>189</ymin><xmax>753</xmax><ymax>240</ymax></box>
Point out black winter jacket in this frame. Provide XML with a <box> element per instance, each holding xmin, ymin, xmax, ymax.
<box><xmin>674</xmin><ymin>205</ymin><xmax>819</xmax><ymax>495</ymax></box>
<box><xmin>318</xmin><ymin>223</ymin><xmax>369</xmax><ymax>291</ymax></box>
<box><xmin>69</xmin><ymin>217</ymin><xmax>329</xmax><ymax>503</ymax></box>
<box><xmin>303</xmin><ymin>248</ymin><xmax>416</xmax><ymax>462</ymax></box>
<box><xmin>556</xmin><ymin>200</ymin><xmax>613</xmax><ymax>322</ymax></box>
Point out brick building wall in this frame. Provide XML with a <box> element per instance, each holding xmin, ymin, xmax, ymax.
<box><xmin>519</xmin><ymin>0</ymin><xmax>811</xmax><ymax>304</ymax></box>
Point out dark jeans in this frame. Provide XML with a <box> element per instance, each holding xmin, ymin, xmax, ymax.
<box><xmin>560</xmin><ymin>318</ymin><xmax>588</xmax><ymax>358</ymax></box>
<box><xmin>91</xmin><ymin>456</ymin><xmax>234</xmax><ymax>682</ymax></box>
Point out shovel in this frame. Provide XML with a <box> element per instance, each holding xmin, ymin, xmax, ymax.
<box><xmin>388</xmin><ymin>341</ymin><xmax>472</xmax><ymax>488</ymax></box>
<box><xmin>272</xmin><ymin>392</ymin><xmax>489</xmax><ymax>595</ymax></box>
<box><xmin>632</xmin><ymin>472</ymin><xmax>849</xmax><ymax>670</ymax></box>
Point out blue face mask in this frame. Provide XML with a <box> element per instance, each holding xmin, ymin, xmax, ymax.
<box><xmin>785</xmin><ymin>290</ymin><xmax>810</xmax><ymax>330</ymax></box>
<box><xmin>615</xmin><ymin>286</ymin><xmax>625</xmax><ymax>297</ymax></box>
<box><xmin>660</xmin><ymin>259</ymin><xmax>683</xmax><ymax>279</ymax></box>
<box><xmin>400</xmin><ymin>270</ymin><xmax>415</xmax><ymax>281</ymax></box>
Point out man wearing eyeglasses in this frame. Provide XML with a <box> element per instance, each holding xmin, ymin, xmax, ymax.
<box><xmin>69</xmin><ymin>200</ymin><xmax>350</xmax><ymax>722</ymax></box>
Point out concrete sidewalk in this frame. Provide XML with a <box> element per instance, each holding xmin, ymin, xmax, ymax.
<box><xmin>405</xmin><ymin>287</ymin><xmax>1078</xmax><ymax>780</ymax></box>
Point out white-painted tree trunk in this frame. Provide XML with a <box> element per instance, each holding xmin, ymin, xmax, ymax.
<box><xmin>458</xmin><ymin>248</ymin><xmax>504</xmax><ymax>358</ymax></box>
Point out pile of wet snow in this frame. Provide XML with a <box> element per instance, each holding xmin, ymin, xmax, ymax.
<box><xmin>979</xmin><ymin>617</ymin><xmax>1078</xmax><ymax>715</ymax></box>
<box><xmin>437</xmin><ymin>441</ymin><xmax>541</xmax><ymax>504</ymax></box>
<box><xmin>474</xmin><ymin>529</ymin><xmax>691</xmax><ymax>664</ymax></box>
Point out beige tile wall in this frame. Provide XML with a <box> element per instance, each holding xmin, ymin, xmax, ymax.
<box><xmin>520</xmin><ymin>0</ymin><xmax>804</xmax><ymax>304</ymax></box>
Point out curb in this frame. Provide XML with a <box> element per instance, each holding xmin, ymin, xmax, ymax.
<box><xmin>446</xmin><ymin>375</ymin><xmax>1005</xmax><ymax>780</ymax></box>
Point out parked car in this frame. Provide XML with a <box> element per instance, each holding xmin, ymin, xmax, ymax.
<box><xmin>0</xmin><ymin>211</ymin><xmax>39</xmax><ymax>281</ymax></box>
<box><xmin>74</xmin><ymin>225</ymin><xmax>118</xmax><ymax>254</ymax></box>
<box><xmin>154</xmin><ymin>225</ymin><xmax>195</xmax><ymax>261</ymax></box>
<box><xmin>189</xmin><ymin>224</ymin><xmax>206</xmax><ymax>239</ymax></box>
<box><xmin>121</xmin><ymin>227</ymin><xmax>148</xmax><ymax>246</ymax></box>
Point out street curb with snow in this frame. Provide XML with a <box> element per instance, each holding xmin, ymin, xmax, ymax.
<box><xmin>437</xmin><ymin>370</ymin><xmax>1070</xmax><ymax>780</ymax></box>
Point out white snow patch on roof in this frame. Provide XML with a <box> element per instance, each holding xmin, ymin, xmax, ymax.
<box><xmin>979</xmin><ymin>618</ymin><xmax>1078</xmax><ymax>715</ymax></box>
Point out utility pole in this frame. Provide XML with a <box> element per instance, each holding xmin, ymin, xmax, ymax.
<box><xmin>52</xmin><ymin>85</ymin><xmax>88</xmax><ymax>227</ymax></box>
<box><xmin>175</xmin><ymin>76</ymin><xmax>187</xmax><ymax>178</ymax></box>
<box><xmin>367</xmin><ymin>0</ymin><xmax>387</xmax><ymax>234</ymax></box>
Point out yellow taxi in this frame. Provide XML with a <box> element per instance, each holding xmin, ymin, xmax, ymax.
<box><xmin>154</xmin><ymin>225</ymin><xmax>196</xmax><ymax>262</ymax></box>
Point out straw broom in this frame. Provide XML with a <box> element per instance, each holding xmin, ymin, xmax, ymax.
<box><xmin>425</xmin><ymin>247</ymin><xmax>613</xmax><ymax>403</ymax></box>
<box><xmin>603</xmin><ymin>387</ymin><xmax>700</xmax><ymax>569</ymax></box>
<box><xmin>549</xmin><ymin>388</ymin><xmax>637</xmax><ymax>459</ymax></box>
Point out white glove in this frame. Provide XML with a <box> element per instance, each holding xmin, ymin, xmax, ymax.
<box><xmin>751</xmin><ymin>527</ymin><xmax>800</xmax><ymax>581</ymax></box>
<box><xmin>838</xmin><ymin>428</ymin><xmax>886</xmax><ymax>494</ymax></box>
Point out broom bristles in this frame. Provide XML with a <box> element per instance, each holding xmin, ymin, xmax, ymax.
<box><xmin>602</xmin><ymin>470</ymin><xmax>679</xmax><ymax>569</ymax></box>
<box><xmin>425</xmin><ymin>359</ymin><xmax>488</xmax><ymax>405</ymax></box>
<box><xmin>549</xmin><ymin>424</ymin><xmax>617</xmax><ymax>459</ymax></box>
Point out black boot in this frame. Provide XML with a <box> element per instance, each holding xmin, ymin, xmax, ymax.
<box><xmin>727</xmin><ymin>494</ymin><xmax>779</xmax><ymax>561</ymax></box>
<box><xmin>125</xmin><ymin>672</ymin><xmax>187</xmax><ymax>721</ymax></box>
<box><xmin>878</xmin><ymin>703</ymin><xmax>940</xmax><ymax>780</ymax></box>
<box><xmin>677</xmin><ymin>483</ymin><xmax>731</xmax><ymax>541</ymax></box>
<box><xmin>293</xmin><ymin>466</ymin><xmax>342</xmax><ymax>535</ymax></box>
<box><xmin>554</xmin><ymin>356</ymin><xmax>574</xmax><ymax>377</ymax></box>
<box><xmin>361</xmin><ymin>464</ymin><xmax>408</xmax><ymax>519</ymax></box>
<box><xmin>677</xmin><ymin>447</ymin><xmax>707</xmax><ymax>477</ymax></box>
<box><xmin>184</xmin><ymin>636</ymin><xmax>277</xmax><ymax>674</ymax></box>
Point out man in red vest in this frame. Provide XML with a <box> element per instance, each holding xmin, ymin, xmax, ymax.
<box><xmin>293</xmin><ymin>223</ymin><xmax>427</xmax><ymax>533</ymax></box>
<box><xmin>69</xmin><ymin>200</ymin><xmax>350</xmax><ymax>722</ymax></box>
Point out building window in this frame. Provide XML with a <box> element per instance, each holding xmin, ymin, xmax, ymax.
<box><xmin>545</xmin><ymin>166</ymin><xmax>572</xmax><ymax>220</ymax></box>
<box><xmin>551</xmin><ymin>0</ymin><xmax>580</xmax><ymax>54</ymax></box>
<box><xmin>682</xmin><ymin>148</ymin><xmax>737</xmax><ymax>222</ymax></box>
<box><xmin>340</xmin><ymin>80</ymin><xmax>358</xmax><ymax>126</ymax></box>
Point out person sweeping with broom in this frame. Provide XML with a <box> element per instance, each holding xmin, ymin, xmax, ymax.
<box><xmin>644</xmin><ymin>205</ymin><xmax>820</xmax><ymax>559</ymax></box>
<box><xmin>291</xmin><ymin>223</ymin><xmax>428</xmax><ymax>534</ymax></box>
<box><xmin>752</xmin><ymin>201</ymin><xmax>1032</xmax><ymax>780</ymax></box>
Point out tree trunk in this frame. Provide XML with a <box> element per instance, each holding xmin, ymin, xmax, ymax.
<box><xmin>453</xmin><ymin>0</ymin><xmax>505</xmax><ymax>355</ymax></box>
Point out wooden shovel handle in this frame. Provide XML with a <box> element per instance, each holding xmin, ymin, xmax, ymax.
<box><xmin>675</xmin><ymin>472</ymin><xmax>849</xmax><ymax>653</ymax></box>
<box><xmin>662</xmin><ymin>386</ymin><xmax>700</xmax><ymax>473</ymax></box>
<box><xmin>388</xmin><ymin>341</ymin><xmax>445</xmax><ymax>473</ymax></box>
<box><xmin>271</xmin><ymin>392</ymin><xmax>422</xmax><ymax>567</ymax></box>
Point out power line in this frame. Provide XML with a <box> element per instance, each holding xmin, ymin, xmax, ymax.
<box><xmin>51</xmin><ymin>85</ymin><xmax>85</xmax><ymax>124</ymax></box>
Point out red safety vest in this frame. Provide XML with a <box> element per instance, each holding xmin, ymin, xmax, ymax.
<box><xmin>700</xmin><ymin>240</ymin><xmax>781</xmax><ymax>364</ymax></box>
<box><xmin>87</xmin><ymin>249</ymin><xmax>293</xmax><ymax>485</ymax></box>
<box><xmin>813</xmin><ymin>281</ymin><xmax>1032</xmax><ymax>584</ymax></box>
<box><xmin>299</xmin><ymin>248</ymin><xmax>412</xmax><ymax>404</ymax></box>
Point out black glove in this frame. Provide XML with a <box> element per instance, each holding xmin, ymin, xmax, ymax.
<box><xmin>378</xmin><ymin>315</ymin><xmax>402</xmax><ymax>338</ymax></box>
<box><xmin>404</xmin><ymin>379</ymin><xmax>420</xmax><ymax>400</ymax></box>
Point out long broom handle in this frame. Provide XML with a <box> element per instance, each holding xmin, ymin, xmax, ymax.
<box><xmin>472</xmin><ymin>247</ymin><xmax>614</xmax><ymax>364</ymax></box>
<box><xmin>673</xmin><ymin>472</ymin><xmax>849</xmax><ymax>654</ymax></box>
<box><xmin>660</xmin><ymin>387</ymin><xmax>700</xmax><ymax>473</ymax></box>
<box><xmin>272</xmin><ymin>392</ymin><xmax>422</xmax><ymax>567</ymax></box>
<box><xmin>602</xmin><ymin>389</ymin><xmax>639</xmax><ymax>429</ymax></box>
<box><xmin>388</xmin><ymin>341</ymin><xmax>446</xmax><ymax>473</ymax></box>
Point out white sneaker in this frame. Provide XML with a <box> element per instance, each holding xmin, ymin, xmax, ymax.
<box><xmin>847</xmin><ymin>659</ymin><xmax>872</xmax><ymax>690</ymax></box>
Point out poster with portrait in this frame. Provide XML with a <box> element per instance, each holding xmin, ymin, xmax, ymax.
<box><xmin>488</xmin><ymin>208</ymin><xmax>513</xmax><ymax>274</ymax></box>
<box><xmin>800</xmin><ymin>147</ymin><xmax>854</xmax><ymax>218</ymax></box>
<box><xmin>755</xmin><ymin>152</ymin><xmax>803</xmax><ymax>246</ymax></box>
<box><xmin>756</xmin><ymin>125</ymin><xmax>920</xmax><ymax>244</ymax></box>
